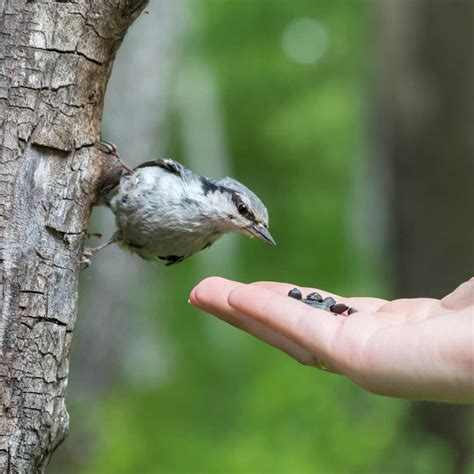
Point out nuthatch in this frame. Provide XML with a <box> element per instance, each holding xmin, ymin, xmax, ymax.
<box><xmin>82</xmin><ymin>143</ymin><xmax>275</xmax><ymax>266</ymax></box>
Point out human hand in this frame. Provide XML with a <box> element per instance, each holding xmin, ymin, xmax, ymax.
<box><xmin>190</xmin><ymin>277</ymin><xmax>473</xmax><ymax>404</ymax></box>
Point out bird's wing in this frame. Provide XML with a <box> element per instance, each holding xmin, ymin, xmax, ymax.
<box><xmin>134</xmin><ymin>158</ymin><xmax>184</xmax><ymax>176</ymax></box>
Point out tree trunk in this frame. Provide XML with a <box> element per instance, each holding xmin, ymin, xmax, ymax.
<box><xmin>376</xmin><ymin>0</ymin><xmax>474</xmax><ymax>472</ymax></box>
<box><xmin>0</xmin><ymin>1</ymin><xmax>147</xmax><ymax>471</ymax></box>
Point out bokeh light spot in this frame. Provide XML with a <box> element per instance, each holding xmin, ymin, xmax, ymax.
<box><xmin>282</xmin><ymin>17</ymin><xmax>329</xmax><ymax>64</ymax></box>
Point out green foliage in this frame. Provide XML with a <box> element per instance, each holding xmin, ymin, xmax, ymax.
<box><xmin>78</xmin><ymin>1</ymin><xmax>454</xmax><ymax>473</ymax></box>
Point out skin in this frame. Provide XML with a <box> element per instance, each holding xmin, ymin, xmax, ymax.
<box><xmin>190</xmin><ymin>277</ymin><xmax>474</xmax><ymax>404</ymax></box>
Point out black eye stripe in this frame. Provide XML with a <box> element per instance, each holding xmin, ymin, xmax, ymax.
<box><xmin>229</xmin><ymin>191</ymin><xmax>255</xmax><ymax>220</ymax></box>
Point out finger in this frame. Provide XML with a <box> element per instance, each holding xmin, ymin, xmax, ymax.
<box><xmin>227</xmin><ymin>284</ymin><xmax>343</xmax><ymax>365</ymax></box>
<box><xmin>251</xmin><ymin>281</ymin><xmax>388</xmax><ymax>313</ymax></box>
<box><xmin>190</xmin><ymin>277</ymin><xmax>327</xmax><ymax>368</ymax></box>
<box><xmin>441</xmin><ymin>278</ymin><xmax>474</xmax><ymax>310</ymax></box>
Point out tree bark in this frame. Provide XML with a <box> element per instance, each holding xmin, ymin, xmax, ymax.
<box><xmin>376</xmin><ymin>0</ymin><xmax>473</xmax><ymax>472</ymax></box>
<box><xmin>0</xmin><ymin>0</ymin><xmax>147</xmax><ymax>471</ymax></box>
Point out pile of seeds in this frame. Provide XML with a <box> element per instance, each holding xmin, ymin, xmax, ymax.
<box><xmin>287</xmin><ymin>288</ymin><xmax>357</xmax><ymax>316</ymax></box>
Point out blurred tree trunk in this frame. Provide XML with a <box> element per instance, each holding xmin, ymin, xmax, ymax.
<box><xmin>377</xmin><ymin>0</ymin><xmax>473</xmax><ymax>472</ymax></box>
<box><xmin>0</xmin><ymin>0</ymin><xmax>147</xmax><ymax>472</ymax></box>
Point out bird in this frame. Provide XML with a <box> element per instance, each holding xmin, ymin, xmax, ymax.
<box><xmin>82</xmin><ymin>142</ymin><xmax>275</xmax><ymax>267</ymax></box>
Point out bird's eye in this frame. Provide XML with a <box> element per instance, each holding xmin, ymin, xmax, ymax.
<box><xmin>238</xmin><ymin>203</ymin><xmax>249</xmax><ymax>216</ymax></box>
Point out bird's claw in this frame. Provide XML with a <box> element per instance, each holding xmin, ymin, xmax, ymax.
<box><xmin>96</xmin><ymin>141</ymin><xmax>118</xmax><ymax>155</ymax></box>
<box><xmin>80</xmin><ymin>248</ymin><xmax>94</xmax><ymax>270</ymax></box>
<box><xmin>96</xmin><ymin>141</ymin><xmax>134</xmax><ymax>174</ymax></box>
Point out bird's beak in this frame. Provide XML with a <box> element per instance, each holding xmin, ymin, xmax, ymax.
<box><xmin>248</xmin><ymin>223</ymin><xmax>276</xmax><ymax>246</ymax></box>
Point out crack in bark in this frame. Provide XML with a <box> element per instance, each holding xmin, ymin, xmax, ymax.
<box><xmin>32</xmin><ymin>45</ymin><xmax>105</xmax><ymax>66</ymax></box>
<box><xmin>0</xmin><ymin>0</ymin><xmax>149</xmax><ymax>472</ymax></box>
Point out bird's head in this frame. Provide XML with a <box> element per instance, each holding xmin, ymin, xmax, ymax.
<box><xmin>212</xmin><ymin>177</ymin><xmax>276</xmax><ymax>245</ymax></box>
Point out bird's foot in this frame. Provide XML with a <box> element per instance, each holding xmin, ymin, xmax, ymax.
<box><xmin>80</xmin><ymin>237</ymin><xmax>117</xmax><ymax>270</ymax></box>
<box><xmin>80</xmin><ymin>248</ymin><xmax>95</xmax><ymax>270</ymax></box>
<box><xmin>96</xmin><ymin>141</ymin><xmax>134</xmax><ymax>174</ymax></box>
<box><xmin>96</xmin><ymin>141</ymin><xmax>118</xmax><ymax>156</ymax></box>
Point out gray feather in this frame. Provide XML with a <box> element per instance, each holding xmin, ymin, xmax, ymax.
<box><xmin>108</xmin><ymin>160</ymin><xmax>273</xmax><ymax>265</ymax></box>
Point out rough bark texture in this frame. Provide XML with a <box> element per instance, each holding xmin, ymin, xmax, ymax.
<box><xmin>376</xmin><ymin>0</ymin><xmax>473</xmax><ymax>472</ymax></box>
<box><xmin>0</xmin><ymin>0</ymin><xmax>147</xmax><ymax>472</ymax></box>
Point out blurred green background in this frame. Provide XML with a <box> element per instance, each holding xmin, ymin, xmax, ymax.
<box><xmin>50</xmin><ymin>0</ymin><xmax>473</xmax><ymax>473</ymax></box>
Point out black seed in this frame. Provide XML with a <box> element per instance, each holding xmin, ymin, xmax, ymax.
<box><xmin>306</xmin><ymin>292</ymin><xmax>323</xmax><ymax>302</ymax></box>
<box><xmin>331</xmin><ymin>303</ymin><xmax>349</xmax><ymax>314</ymax></box>
<box><xmin>323</xmin><ymin>296</ymin><xmax>336</xmax><ymax>306</ymax></box>
<box><xmin>348</xmin><ymin>307</ymin><xmax>358</xmax><ymax>315</ymax></box>
<box><xmin>288</xmin><ymin>288</ymin><xmax>302</xmax><ymax>300</ymax></box>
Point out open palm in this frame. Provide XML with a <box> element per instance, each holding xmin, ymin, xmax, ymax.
<box><xmin>190</xmin><ymin>277</ymin><xmax>473</xmax><ymax>403</ymax></box>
